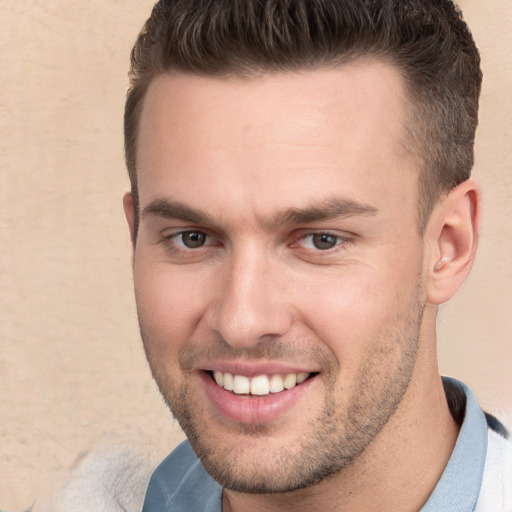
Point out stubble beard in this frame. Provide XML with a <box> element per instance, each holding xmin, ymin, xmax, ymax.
<box><xmin>139</xmin><ymin>296</ymin><xmax>424</xmax><ymax>495</ymax></box>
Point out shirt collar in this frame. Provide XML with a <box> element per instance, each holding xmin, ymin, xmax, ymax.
<box><xmin>420</xmin><ymin>377</ymin><xmax>488</xmax><ymax>511</ymax></box>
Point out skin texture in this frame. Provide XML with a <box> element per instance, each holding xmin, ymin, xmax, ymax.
<box><xmin>124</xmin><ymin>61</ymin><xmax>480</xmax><ymax>511</ymax></box>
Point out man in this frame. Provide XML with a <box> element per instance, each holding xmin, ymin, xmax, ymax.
<box><xmin>122</xmin><ymin>0</ymin><xmax>511</xmax><ymax>510</ymax></box>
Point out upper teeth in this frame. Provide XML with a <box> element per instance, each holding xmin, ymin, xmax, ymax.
<box><xmin>213</xmin><ymin>371</ymin><xmax>310</xmax><ymax>396</ymax></box>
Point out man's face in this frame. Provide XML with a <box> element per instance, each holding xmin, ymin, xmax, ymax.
<box><xmin>128</xmin><ymin>62</ymin><xmax>429</xmax><ymax>492</ymax></box>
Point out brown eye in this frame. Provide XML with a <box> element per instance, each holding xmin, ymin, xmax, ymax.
<box><xmin>311</xmin><ymin>233</ymin><xmax>339</xmax><ymax>250</ymax></box>
<box><xmin>179</xmin><ymin>231</ymin><xmax>208</xmax><ymax>248</ymax></box>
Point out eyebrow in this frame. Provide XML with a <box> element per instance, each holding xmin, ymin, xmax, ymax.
<box><xmin>141</xmin><ymin>196</ymin><xmax>379</xmax><ymax>228</ymax></box>
<box><xmin>142</xmin><ymin>198</ymin><xmax>213</xmax><ymax>226</ymax></box>
<box><xmin>270</xmin><ymin>198</ymin><xmax>379</xmax><ymax>226</ymax></box>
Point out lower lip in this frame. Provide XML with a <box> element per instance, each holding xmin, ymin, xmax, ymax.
<box><xmin>200</xmin><ymin>372</ymin><xmax>316</xmax><ymax>424</ymax></box>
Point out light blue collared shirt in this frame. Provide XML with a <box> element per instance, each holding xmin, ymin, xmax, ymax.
<box><xmin>420</xmin><ymin>378</ymin><xmax>488</xmax><ymax>511</ymax></box>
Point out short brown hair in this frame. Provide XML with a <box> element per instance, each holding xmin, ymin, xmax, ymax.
<box><xmin>125</xmin><ymin>0</ymin><xmax>482</xmax><ymax>236</ymax></box>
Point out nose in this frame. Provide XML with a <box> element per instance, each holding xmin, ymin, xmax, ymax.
<box><xmin>207</xmin><ymin>248</ymin><xmax>293</xmax><ymax>348</ymax></box>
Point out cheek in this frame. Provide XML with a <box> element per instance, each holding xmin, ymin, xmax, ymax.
<box><xmin>293</xmin><ymin>261</ymin><xmax>422</xmax><ymax>369</ymax></box>
<box><xmin>133</xmin><ymin>261</ymin><xmax>210</xmax><ymax>353</ymax></box>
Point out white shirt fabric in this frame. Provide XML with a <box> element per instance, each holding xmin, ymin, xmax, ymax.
<box><xmin>475</xmin><ymin>428</ymin><xmax>512</xmax><ymax>511</ymax></box>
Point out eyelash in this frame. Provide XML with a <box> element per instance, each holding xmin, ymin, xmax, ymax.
<box><xmin>160</xmin><ymin>229</ymin><xmax>351</xmax><ymax>256</ymax></box>
<box><xmin>294</xmin><ymin>232</ymin><xmax>348</xmax><ymax>251</ymax></box>
<box><xmin>162</xmin><ymin>230</ymin><xmax>215</xmax><ymax>251</ymax></box>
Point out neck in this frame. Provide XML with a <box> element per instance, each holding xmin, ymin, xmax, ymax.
<box><xmin>223</xmin><ymin>334</ymin><xmax>458</xmax><ymax>511</ymax></box>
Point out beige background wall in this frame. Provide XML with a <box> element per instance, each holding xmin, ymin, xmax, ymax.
<box><xmin>0</xmin><ymin>1</ymin><xmax>510</xmax><ymax>510</ymax></box>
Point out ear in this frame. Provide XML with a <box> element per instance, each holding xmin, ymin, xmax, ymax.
<box><xmin>426</xmin><ymin>179</ymin><xmax>481</xmax><ymax>305</ymax></box>
<box><xmin>123</xmin><ymin>192</ymin><xmax>136</xmax><ymax>246</ymax></box>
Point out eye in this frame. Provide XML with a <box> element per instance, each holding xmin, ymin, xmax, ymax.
<box><xmin>174</xmin><ymin>230</ymin><xmax>208</xmax><ymax>249</ymax></box>
<box><xmin>300</xmin><ymin>232</ymin><xmax>343</xmax><ymax>250</ymax></box>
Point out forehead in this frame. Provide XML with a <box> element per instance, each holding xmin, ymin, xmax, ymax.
<box><xmin>136</xmin><ymin>62</ymin><xmax>419</xmax><ymax>223</ymax></box>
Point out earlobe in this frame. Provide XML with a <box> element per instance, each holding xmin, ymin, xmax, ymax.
<box><xmin>123</xmin><ymin>192</ymin><xmax>136</xmax><ymax>246</ymax></box>
<box><xmin>426</xmin><ymin>179</ymin><xmax>481</xmax><ymax>305</ymax></box>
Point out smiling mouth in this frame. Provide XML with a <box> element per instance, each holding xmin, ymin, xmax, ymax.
<box><xmin>208</xmin><ymin>371</ymin><xmax>318</xmax><ymax>396</ymax></box>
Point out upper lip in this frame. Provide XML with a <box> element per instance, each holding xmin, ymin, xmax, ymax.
<box><xmin>200</xmin><ymin>360</ymin><xmax>319</xmax><ymax>377</ymax></box>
